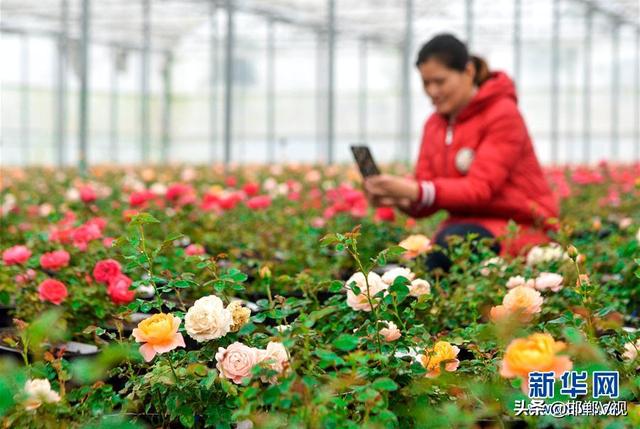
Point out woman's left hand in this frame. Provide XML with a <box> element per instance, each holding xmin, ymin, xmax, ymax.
<box><xmin>364</xmin><ymin>174</ymin><xmax>420</xmax><ymax>202</ymax></box>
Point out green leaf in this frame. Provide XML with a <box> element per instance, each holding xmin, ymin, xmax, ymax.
<box><xmin>372</xmin><ymin>377</ymin><xmax>398</xmax><ymax>391</ymax></box>
<box><xmin>315</xmin><ymin>349</ymin><xmax>345</xmax><ymax>367</ymax></box>
<box><xmin>129</xmin><ymin>212</ymin><xmax>160</xmax><ymax>226</ymax></box>
<box><xmin>332</xmin><ymin>334</ymin><xmax>359</xmax><ymax>352</ymax></box>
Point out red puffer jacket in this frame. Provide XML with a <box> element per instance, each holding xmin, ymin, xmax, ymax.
<box><xmin>408</xmin><ymin>71</ymin><xmax>559</xmax><ymax>256</ymax></box>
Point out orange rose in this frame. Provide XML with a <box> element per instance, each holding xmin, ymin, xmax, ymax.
<box><xmin>418</xmin><ymin>341</ymin><xmax>460</xmax><ymax>377</ymax></box>
<box><xmin>500</xmin><ymin>333</ymin><xmax>573</xmax><ymax>393</ymax></box>
<box><xmin>132</xmin><ymin>313</ymin><xmax>185</xmax><ymax>362</ymax></box>
<box><xmin>490</xmin><ymin>286</ymin><xmax>543</xmax><ymax>323</ymax></box>
<box><xmin>398</xmin><ymin>234</ymin><xmax>432</xmax><ymax>259</ymax></box>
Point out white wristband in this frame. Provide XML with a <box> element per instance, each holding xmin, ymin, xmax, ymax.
<box><xmin>418</xmin><ymin>181</ymin><xmax>435</xmax><ymax>208</ymax></box>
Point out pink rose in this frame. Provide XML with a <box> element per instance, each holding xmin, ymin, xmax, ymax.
<box><xmin>533</xmin><ymin>272</ymin><xmax>564</xmax><ymax>292</ymax></box>
<box><xmin>3</xmin><ymin>245</ymin><xmax>32</xmax><ymax>265</ymax></box>
<box><xmin>107</xmin><ymin>275</ymin><xmax>135</xmax><ymax>304</ymax></box>
<box><xmin>93</xmin><ymin>259</ymin><xmax>122</xmax><ymax>284</ymax></box>
<box><xmin>215</xmin><ymin>342</ymin><xmax>262</xmax><ymax>384</ymax></box>
<box><xmin>185</xmin><ymin>244</ymin><xmax>205</xmax><ymax>256</ymax></box>
<box><xmin>38</xmin><ymin>279</ymin><xmax>68</xmax><ymax>305</ymax></box>
<box><xmin>246</xmin><ymin>195</ymin><xmax>271</xmax><ymax>210</ymax></box>
<box><xmin>490</xmin><ymin>286</ymin><xmax>543</xmax><ymax>323</ymax></box>
<box><xmin>39</xmin><ymin>250</ymin><xmax>70</xmax><ymax>271</ymax></box>
<box><xmin>15</xmin><ymin>269</ymin><xmax>37</xmax><ymax>284</ymax></box>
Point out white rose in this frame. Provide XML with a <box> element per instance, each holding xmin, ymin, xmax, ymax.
<box><xmin>24</xmin><ymin>379</ymin><xmax>60</xmax><ymax>411</ymax></box>
<box><xmin>636</xmin><ymin>227</ymin><xmax>640</xmax><ymax>244</ymax></box>
<box><xmin>381</xmin><ymin>267</ymin><xmax>415</xmax><ymax>286</ymax></box>
<box><xmin>65</xmin><ymin>188</ymin><xmax>80</xmax><ymax>202</ymax></box>
<box><xmin>150</xmin><ymin>182</ymin><xmax>167</xmax><ymax>195</ymax></box>
<box><xmin>345</xmin><ymin>272</ymin><xmax>387</xmax><ymax>312</ymax></box>
<box><xmin>185</xmin><ymin>295</ymin><xmax>233</xmax><ymax>342</ymax></box>
<box><xmin>408</xmin><ymin>279</ymin><xmax>431</xmax><ymax>297</ymax></box>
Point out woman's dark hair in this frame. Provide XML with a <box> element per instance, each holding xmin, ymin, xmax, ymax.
<box><xmin>415</xmin><ymin>33</ymin><xmax>490</xmax><ymax>86</ymax></box>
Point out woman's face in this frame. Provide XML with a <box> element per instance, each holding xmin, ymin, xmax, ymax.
<box><xmin>418</xmin><ymin>59</ymin><xmax>475</xmax><ymax>117</ymax></box>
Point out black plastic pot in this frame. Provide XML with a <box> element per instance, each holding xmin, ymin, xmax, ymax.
<box><xmin>0</xmin><ymin>304</ymin><xmax>16</xmax><ymax>328</ymax></box>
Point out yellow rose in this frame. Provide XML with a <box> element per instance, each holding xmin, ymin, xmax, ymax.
<box><xmin>132</xmin><ymin>313</ymin><xmax>185</xmax><ymax>362</ymax></box>
<box><xmin>500</xmin><ymin>333</ymin><xmax>573</xmax><ymax>393</ymax></box>
<box><xmin>419</xmin><ymin>341</ymin><xmax>460</xmax><ymax>377</ymax></box>
<box><xmin>398</xmin><ymin>234</ymin><xmax>432</xmax><ymax>259</ymax></box>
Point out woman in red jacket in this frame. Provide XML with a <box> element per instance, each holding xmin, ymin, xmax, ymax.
<box><xmin>365</xmin><ymin>34</ymin><xmax>558</xmax><ymax>270</ymax></box>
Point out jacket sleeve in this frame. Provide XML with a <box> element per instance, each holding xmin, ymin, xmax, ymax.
<box><xmin>402</xmin><ymin>119</ymin><xmax>440</xmax><ymax>218</ymax></box>
<box><xmin>431</xmin><ymin>102</ymin><xmax>526</xmax><ymax>211</ymax></box>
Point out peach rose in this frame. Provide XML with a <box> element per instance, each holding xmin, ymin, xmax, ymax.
<box><xmin>499</xmin><ymin>333</ymin><xmax>573</xmax><ymax>393</ymax></box>
<box><xmin>216</xmin><ymin>342</ymin><xmax>262</xmax><ymax>384</ymax></box>
<box><xmin>379</xmin><ymin>321</ymin><xmax>401</xmax><ymax>342</ymax></box>
<box><xmin>506</xmin><ymin>276</ymin><xmax>527</xmax><ymax>289</ymax></box>
<box><xmin>533</xmin><ymin>272</ymin><xmax>563</xmax><ymax>292</ymax></box>
<box><xmin>345</xmin><ymin>272</ymin><xmax>387</xmax><ymax>312</ymax></box>
<box><xmin>398</xmin><ymin>234</ymin><xmax>432</xmax><ymax>259</ymax></box>
<box><xmin>408</xmin><ymin>279</ymin><xmax>431</xmax><ymax>297</ymax></box>
<box><xmin>132</xmin><ymin>313</ymin><xmax>185</xmax><ymax>362</ymax></box>
<box><xmin>259</xmin><ymin>341</ymin><xmax>290</xmax><ymax>383</ymax></box>
<box><xmin>418</xmin><ymin>341</ymin><xmax>460</xmax><ymax>377</ymax></box>
<box><xmin>622</xmin><ymin>340</ymin><xmax>639</xmax><ymax>362</ymax></box>
<box><xmin>490</xmin><ymin>286</ymin><xmax>543</xmax><ymax>323</ymax></box>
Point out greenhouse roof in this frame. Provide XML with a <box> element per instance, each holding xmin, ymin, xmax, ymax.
<box><xmin>2</xmin><ymin>0</ymin><xmax>639</xmax><ymax>53</ymax></box>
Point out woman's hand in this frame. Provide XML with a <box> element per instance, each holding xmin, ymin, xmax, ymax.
<box><xmin>364</xmin><ymin>174</ymin><xmax>420</xmax><ymax>203</ymax></box>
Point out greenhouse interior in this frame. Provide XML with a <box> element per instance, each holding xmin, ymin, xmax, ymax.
<box><xmin>1</xmin><ymin>0</ymin><xmax>640</xmax><ymax>428</ymax></box>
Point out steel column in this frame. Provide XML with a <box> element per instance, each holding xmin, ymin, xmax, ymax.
<box><xmin>266</xmin><ymin>18</ymin><xmax>276</xmax><ymax>163</ymax></box>
<box><xmin>140</xmin><ymin>0</ymin><xmax>151</xmax><ymax>162</ymax></box>
<box><xmin>56</xmin><ymin>0</ymin><xmax>68</xmax><ymax>167</ymax></box>
<box><xmin>327</xmin><ymin>0</ymin><xmax>336</xmax><ymax>164</ymax></box>
<box><xmin>358</xmin><ymin>37</ymin><xmax>368</xmax><ymax>143</ymax></box>
<box><xmin>223</xmin><ymin>0</ymin><xmax>235</xmax><ymax>169</ymax></box>
<box><xmin>399</xmin><ymin>0</ymin><xmax>413</xmax><ymax>161</ymax></box>
<box><xmin>513</xmin><ymin>0</ymin><xmax>521</xmax><ymax>86</ymax></box>
<box><xmin>109</xmin><ymin>50</ymin><xmax>120</xmax><ymax>163</ymax></box>
<box><xmin>550</xmin><ymin>0</ymin><xmax>560</xmax><ymax>165</ymax></box>
<box><xmin>20</xmin><ymin>35</ymin><xmax>29</xmax><ymax>165</ymax></box>
<box><xmin>611</xmin><ymin>21</ymin><xmax>620</xmax><ymax>161</ymax></box>
<box><xmin>583</xmin><ymin>6</ymin><xmax>592</xmax><ymax>164</ymax></box>
<box><xmin>78</xmin><ymin>0</ymin><xmax>90</xmax><ymax>174</ymax></box>
<box><xmin>210</xmin><ymin>1</ymin><xmax>218</xmax><ymax>162</ymax></box>
<box><xmin>161</xmin><ymin>52</ymin><xmax>173</xmax><ymax>163</ymax></box>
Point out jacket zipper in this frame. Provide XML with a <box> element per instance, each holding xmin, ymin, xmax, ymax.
<box><xmin>444</xmin><ymin>120</ymin><xmax>454</xmax><ymax>176</ymax></box>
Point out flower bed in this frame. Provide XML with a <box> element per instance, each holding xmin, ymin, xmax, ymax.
<box><xmin>0</xmin><ymin>162</ymin><xmax>639</xmax><ymax>428</ymax></box>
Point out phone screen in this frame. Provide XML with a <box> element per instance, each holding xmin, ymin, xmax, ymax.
<box><xmin>350</xmin><ymin>145</ymin><xmax>380</xmax><ymax>178</ymax></box>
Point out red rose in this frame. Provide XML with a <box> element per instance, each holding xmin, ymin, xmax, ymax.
<box><xmin>93</xmin><ymin>259</ymin><xmax>122</xmax><ymax>284</ymax></box>
<box><xmin>40</xmin><ymin>250</ymin><xmax>70</xmax><ymax>271</ymax></box>
<box><xmin>242</xmin><ymin>182</ymin><xmax>260</xmax><ymax>197</ymax></box>
<box><xmin>374</xmin><ymin>207</ymin><xmax>396</xmax><ymax>223</ymax></box>
<box><xmin>107</xmin><ymin>275</ymin><xmax>135</xmax><ymax>305</ymax></box>
<box><xmin>2</xmin><ymin>245</ymin><xmax>32</xmax><ymax>265</ymax></box>
<box><xmin>38</xmin><ymin>279</ymin><xmax>68</xmax><ymax>305</ymax></box>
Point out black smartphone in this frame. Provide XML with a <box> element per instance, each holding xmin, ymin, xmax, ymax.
<box><xmin>350</xmin><ymin>145</ymin><xmax>380</xmax><ymax>178</ymax></box>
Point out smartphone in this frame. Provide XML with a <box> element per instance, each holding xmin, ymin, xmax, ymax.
<box><xmin>350</xmin><ymin>145</ymin><xmax>380</xmax><ymax>178</ymax></box>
